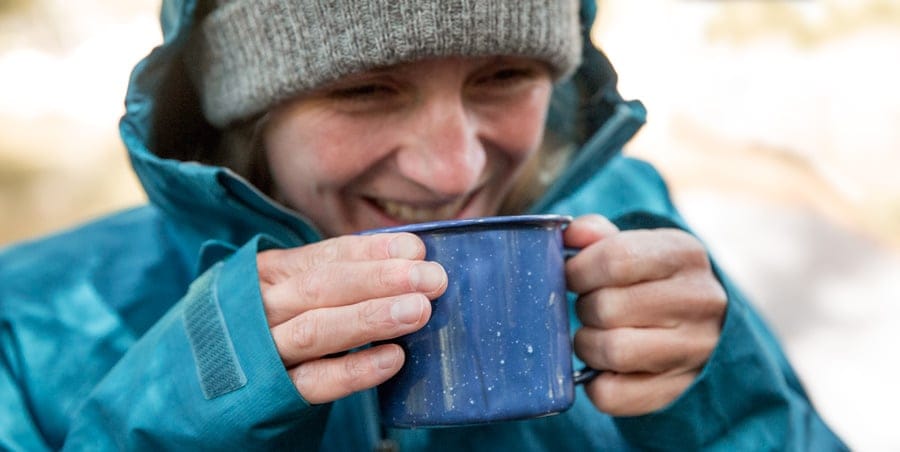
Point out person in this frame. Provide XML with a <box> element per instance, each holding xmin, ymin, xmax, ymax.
<box><xmin>0</xmin><ymin>0</ymin><xmax>846</xmax><ymax>450</ymax></box>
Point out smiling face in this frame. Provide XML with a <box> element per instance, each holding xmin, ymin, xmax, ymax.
<box><xmin>262</xmin><ymin>56</ymin><xmax>554</xmax><ymax>237</ymax></box>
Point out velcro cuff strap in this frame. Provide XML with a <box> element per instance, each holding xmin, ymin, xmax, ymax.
<box><xmin>183</xmin><ymin>264</ymin><xmax>248</xmax><ymax>399</ymax></box>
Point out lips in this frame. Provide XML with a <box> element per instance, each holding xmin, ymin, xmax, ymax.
<box><xmin>368</xmin><ymin>195</ymin><xmax>474</xmax><ymax>223</ymax></box>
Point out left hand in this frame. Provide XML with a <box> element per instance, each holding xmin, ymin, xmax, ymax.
<box><xmin>565</xmin><ymin>214</ymin><xmax>727</xmax><ymax>416</ymax></box>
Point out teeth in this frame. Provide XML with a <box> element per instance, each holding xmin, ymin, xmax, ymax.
<box><xmin>376</xmin><ymin>198</ymin><xmax>468</xmax><ymax>223</ymax></box>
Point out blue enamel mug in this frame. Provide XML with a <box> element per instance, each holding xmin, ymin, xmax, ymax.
<box><xmin>365</xmin><ymin>215</ymin><xmax>596</xmax><ymax>428</ymax></box>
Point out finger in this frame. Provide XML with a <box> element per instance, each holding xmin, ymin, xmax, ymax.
<box><xmin>573</xmin><ymin>326</ymin><xmax>718</xmax><ymax>374</ymax></box>
<box><xmin>563</xmin><ymin>214</ymin><xmax>619</xmax><ymax>249</ymax></box>
<box><xmin>258</xmin><ymin>233</ymin><xmax>425</xmax><ymax>287</ymax></box>
<box><xmin>290</xmin><ymin>344</ymin><xmax>405</xmax><ymax>404</ymax></box>
<box><xmin>263</xmin><ymin>259</ymin><xmax>446</xmax><ymax>325</ymax></box>
<box><xmin>575</xmin><ymin>273</ymin><xmax>728</xmax><ymax>329</ymax></box>
<box><xmin>567</xmin><ymin>228</ymin><xmax>711</xmax><ymax>293</ymax></box>
<box><xmin>273</xmin><ymin>293</ymin><xmax>431</xmax><ymax>367</ymax></box>
<box><xmin>584</xmin><ymin>370</ymin><xmax>698</xmax><ymax>416</ymax></box>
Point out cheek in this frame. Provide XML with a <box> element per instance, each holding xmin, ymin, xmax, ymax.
<box><xmin>265</xmin><ymin>114</ymin><xmax>381</xmax><ymax>188</ymax></box>
<box><xmin>485</xmin><ymin>88</ymin><xmax>552</xmax><ymax>160</ymax></box>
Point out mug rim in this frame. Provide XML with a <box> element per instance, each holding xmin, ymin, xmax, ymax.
<box><xmin>361</xmin><ymin>214</ymin><xmax>573</xmax><ymax>235</ymax></box>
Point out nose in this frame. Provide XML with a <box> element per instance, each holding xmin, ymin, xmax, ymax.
<box><xmin>395</xmin><ymin>94</ymin><xmax>486</xmax><ymax>197</ymax></box>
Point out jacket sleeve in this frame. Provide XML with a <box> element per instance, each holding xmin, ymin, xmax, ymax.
<box><xmin>60</xmin><ymin>235</ymin><xmax>331</xmax><ymax>450</ymax></box>
<box><xmin>0</xmin><ymin>338</ymin><xmax>51</xmax><ymax>451</ymax></box>
<box><xmin>593</xmin><ymin>162</ymin><xmax>848</xmax><ymax>450</ymax></box>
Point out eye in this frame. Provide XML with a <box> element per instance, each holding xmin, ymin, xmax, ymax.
<box><xmin>486</xmin><ymin>68</ymin><xmax>532</xmax><ymax>82</ymax></box>
<box><xmin>329</xmin><ymin>83</ymin><xmax>396</xmax><ymax>100</ymax></box>
<box><xmin>474</xmin><ymin>65</ymin><xmax>543</xmax><ymax>86</ymax></box>
<box><xmin>320</xmin><ymin>78</ymin><xmax>408</xmax><ymax>113</ymax></box>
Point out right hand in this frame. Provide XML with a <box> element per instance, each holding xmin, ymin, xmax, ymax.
<box><xmin>256</xmin><ymin>233</ymin><xmax>447</xmax><ymax>404</ymax></box>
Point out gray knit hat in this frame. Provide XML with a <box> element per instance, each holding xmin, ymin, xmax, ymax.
<box><xmin>187</xmin><ymin>0</ymin><xmax>583</xmax><ymax>128</ymax></box>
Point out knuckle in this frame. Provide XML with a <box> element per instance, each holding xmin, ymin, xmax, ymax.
<box><xmin>257</xmin><ymin>249</ymin><xmax>290</xmax><ymax>285</ymax></box>
<box><xmin>707</xmin><ymin>278</ymin><xmax>728</xmax><ymax>304</ymax></box>
<box><xmin>376</xmin><ymin>261</ymin><xmax>413</xmax><ymax>292</ymax></box>
<box><xmin>343</xmin><ymin>354</ymin><xmax>371</xmax><ymax>385</ymax></box>
<box><xmin>298</xmin><ymin>237</ymin><xmax>347</xmax><ymax>269</ymax></box>
<box><xmin>699</xmin><ymin>278</ymin><xmax>728</xmax><ymax>309</ymax></box>
<box><xmin>292</xmin><ymin>365</ymin><xmax>311</xmax><ymax>393</ymax></box>
<box><xmin>603</xmin><ymin>239</ymin><xmax>638</xmax><ymax>282</ymax></box>
<box><xmin>684</xmin><ymin>275</ymin><xmax>728</xmax><ymax>317</ymax></box>
<box><xmin>604</xmin><ymin>332</ymin><xmax>633</xmax><ymax>370</ymax></box>
<box><xmin>259</xmin><ymin>283</ymin><xmax>277</xmax><ymax>307</ymax></box>
<box><xmin>302</xmin><ymin>239</ymin><xmax>342</xmax><ymax>269</ymax></box>
<box><xmin>290</xmin><ymin>314</ymin><xmax>318</xmax><ymax>350</ymax></box>
<box><xmin>292</xmin><ymin>363</ymin><xmax>327</xmax><ymax>402</ymax></box>
<box><xmin>684</xmin><ymin>248</ymin><xmax>711</xmax><ymax>271</ymax></box>
<box><xmin>297</xmin><ymin>268</ymin><xmax>326</xmax><ymax>304</ymax></box>
<box><xmin>368</xmin><ymin>234</ymin><xmax>399</xmax><ymax>259</ymax></box>
<box><xmin>255</xmin><ymin>250</ymin><xmax>277</xmax><ymax>282</ymax></box>
<box><xmin>667</xmin><ymin>229</ymin><xmax>710</xmax><ymax>269</ymax></box>
<box><xmin>357</xmin><ymin>300</ymin><xmax>393</xmax><ymax>333</ymax></box>
<box><xmin>317</xmin><ymin>240</ymin><xmax>342</xmax><ymax>265</ymax></box>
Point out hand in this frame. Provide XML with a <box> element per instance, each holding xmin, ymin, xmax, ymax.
<box><xmin>565</xmin><ymin>215</ymin><xmax>727</xmax><ymax>416</ymax></box>
<box><xmin>256</xmin><ymin>233</ymin><xmax>447</xmax><ymax>404</ymax></box>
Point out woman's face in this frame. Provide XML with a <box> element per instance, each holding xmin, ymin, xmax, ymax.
<box><xmin>263</xmin><ymin>56</ymin><xmax>553</xmax><ymax>237</ymax></box>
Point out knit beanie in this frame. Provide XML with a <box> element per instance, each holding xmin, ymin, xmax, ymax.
<box><xmin>187</xmin><ymin>0</ymin><xmax>583</xmax><ymax>128</ymax></box>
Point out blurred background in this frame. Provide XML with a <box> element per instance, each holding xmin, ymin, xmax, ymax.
<box><xmin>1</xmin><ymin>0</ymin><xmax>897</xmax><ymax>449</ymax></box>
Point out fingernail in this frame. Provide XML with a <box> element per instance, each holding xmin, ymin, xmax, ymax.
<box><xmin>375</xmin><ymin>348</ymin><xmax>400</xmax><ymax>370</ymax></box>
<box><xmin>391</xmin><ymin>295</ymin><xmax>424</xmax><ymax>324</ymax></box>
<box><xmin>388</xmin><ymin>234</ymin><xmax>422</xmax><ymax>259</ymax></box>
<box><xmin>409</xmin><ymin>262</ymin><xmax>446</xmax><ymax>293</ymax></box>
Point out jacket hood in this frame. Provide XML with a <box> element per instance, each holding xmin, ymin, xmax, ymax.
<box><xmin>120</xmin><ymin>0</ymin><xmax>645</xmax><ymax>255</ymax></box>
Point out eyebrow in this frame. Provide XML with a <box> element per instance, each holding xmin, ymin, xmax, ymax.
<box><xmin>329</xmin><ymin>55</ymin><xmax>539</xmax><ymax>87</ymax></box>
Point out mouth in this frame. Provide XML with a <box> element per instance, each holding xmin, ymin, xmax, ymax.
<box><xmin>366</xmin><ymin>194</ymin><xmax>475</xmax><ymax>223</ymax></box>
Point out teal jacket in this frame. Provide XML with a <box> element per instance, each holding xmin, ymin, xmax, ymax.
<box><xmin>0</xmin><ymin>0</ymin><xmax>846</xmax><ymax>450</ymax></box>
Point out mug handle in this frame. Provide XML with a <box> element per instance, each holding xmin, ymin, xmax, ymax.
<box><xmin>564</xmin><ymin>247</ymin><xmax>601</xmax><ymax>385</ymax></box>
